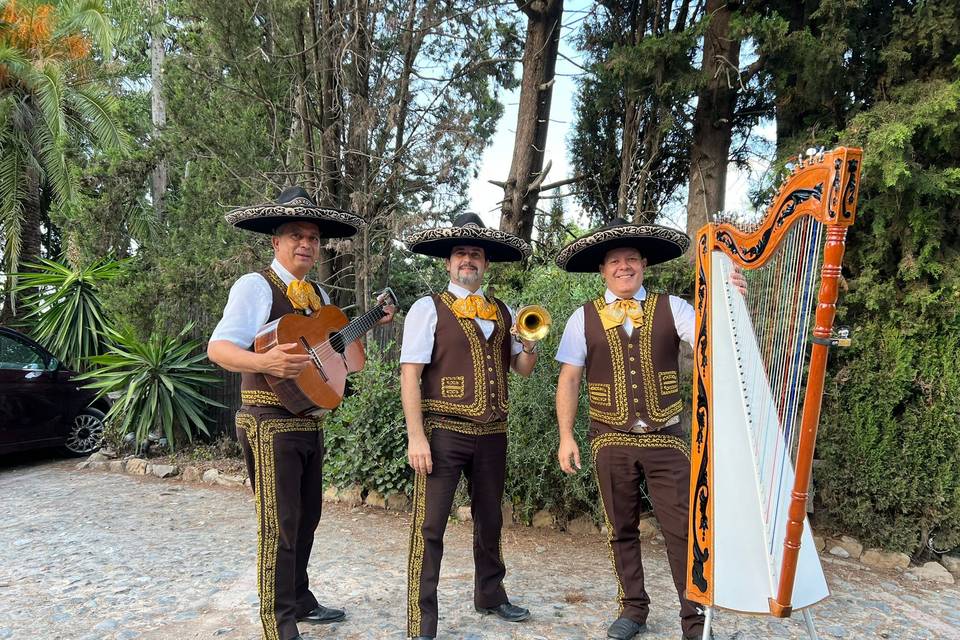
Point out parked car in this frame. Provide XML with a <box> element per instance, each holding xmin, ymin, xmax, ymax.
<box><xmin>0</xmin><ymin>327</ymin><xmax>109</xmax><ymax>456</ymax></box>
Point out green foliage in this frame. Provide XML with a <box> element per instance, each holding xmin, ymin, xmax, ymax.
<box><xmin>501</xmin><ymin>266</ymin><xmax>603</xmax><ymax>523</ymax></box>
<box><xmin>323</xmin><ymin>342</ymin><xmax>410</xmax><ymax>498</ymax></box>
<box><xmin>12</xmin><ymin>256</ymin><xmax>123</xmax><ymax>370</ymax></box>
<box><xmin>818</xmin><ymin>72</ymin><xmax>960</xmax><ymax>554</ymax></box>
<box><xmin>77</xmin><ymin>323</ymin><xmax>222</xmax><ymax>452</ymax></box>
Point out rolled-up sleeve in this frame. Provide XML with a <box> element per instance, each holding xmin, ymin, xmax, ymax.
<box><xmin>399</xmin><ymin>296</ymin><xmax>438</xmax><ymax>364</ymax></box>
<box><xmin>670</xmin><ymin>295</ymin><xmax>695</xmax><ymax>347</ymax></box>
<box><xmin>555</xmin><ymin>307</ymin><xmax>587</xmax><ymax>367</ymax></box>
<box><xmin>209</xmin><ymin>274</ymin><xmax>273</xmax><ymax>348</ymax></box>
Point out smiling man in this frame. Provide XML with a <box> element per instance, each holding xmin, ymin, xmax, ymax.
<box><xmin>553</xmin><ymin>218</ymin><xmax>744</xmax><ymax>640</ymax></box>
<box><xmin>207</xmin><ymin>186</ymin><xmax>394</xmax><ymax>640</ymax></box>
<box><xmin>400</xmin><ymin>212</ymin><xmax>536</xmax><ymax>640</ymax></box>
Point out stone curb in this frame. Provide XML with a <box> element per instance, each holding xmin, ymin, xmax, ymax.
<box><xmin>76</xmin><ymin>453</ymin><xmax>957</xmax><ymax>583</ymax></box>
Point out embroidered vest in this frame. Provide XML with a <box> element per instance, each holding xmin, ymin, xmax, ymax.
<box><xmin>583</xmin><ymin>293</ymin><xmax>682</xmax><ymax>432</ymax></box>
<box><xmin>239</xmin><ymin>268</ymin><xmax>322</xmax><ymax>408</ymax></box>
<box><xmin>420</xmin><ymin>292</ymin><xmax>512</xmax><ymax>424</ymax></box>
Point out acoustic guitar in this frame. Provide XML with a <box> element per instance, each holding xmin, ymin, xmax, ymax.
<box><xmin>254</xmin><ymin>289</ymin><xmax>397</xmax><ymax>415</ymax></box>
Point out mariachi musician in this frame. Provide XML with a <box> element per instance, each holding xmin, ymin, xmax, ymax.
<box><xmin>400</xmin><ymin>213</ymin><xmax>539</xmax><ymax>640</ymax></box>
<box><xmin>553</xmin><ymin>219</ymin><xmax>744</xmax><ymax>640</ymax></box>
<box><xmin>207</xmin><ymin>186</ymin><xmax>395</xmax><ymax>640</ymax></box>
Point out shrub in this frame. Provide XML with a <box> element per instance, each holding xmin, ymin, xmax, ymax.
<box><xmin>77</xmin><ymin>323</ymin><xmax>223</xmax><ymax>452</ymax></box>
<box><xmin>323</xmin><ymin>342</ymin><xmax>410</xmax><ymax>497</ymax></box>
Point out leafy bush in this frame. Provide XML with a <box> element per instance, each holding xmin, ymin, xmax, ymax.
<box><xmin>13</xmin><ymin>257</ymin><xmax>124</xmax><ymax>370</ymax></box>
<box><xmin>817</xmin><ymin>76</ymin><xmax>960</xmax><ymax>554</ymax></box>
<box><xmin>323</xmin><ymin>342</ymin><xmax>410</xmax><ymax>497</ymax></box>
<box><xmin>77</xmin><ymin>324</ymin><xmax>223</xmax><ymax>452</ymax></box>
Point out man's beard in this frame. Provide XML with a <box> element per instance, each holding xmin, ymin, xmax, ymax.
<box><xmin>457</xmin><ymin>266</ymin><xmax>480</xmax><ymax>287</ymax></box>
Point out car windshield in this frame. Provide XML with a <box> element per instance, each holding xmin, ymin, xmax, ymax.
<box><xmin>0</xmin><ymin>333</ymin><xmax>48</xmax><ymax>370</ymax></box>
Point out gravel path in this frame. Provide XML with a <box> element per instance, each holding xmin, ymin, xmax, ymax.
<box><xmin>0</xmin><ymin>458</ymin><xmax>956</xmax><ymax>640</ymax></box>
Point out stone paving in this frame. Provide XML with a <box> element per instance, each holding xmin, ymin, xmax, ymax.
<box><xmin>0</xmin><ymin>458</ymin><xmax>957</xmax><ymax>640</ymax></box>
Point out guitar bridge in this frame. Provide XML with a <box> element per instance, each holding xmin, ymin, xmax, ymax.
<box><xmin>299</xmin><ymin>337</ymin><xmax>328</xmax><ymax>381</ymax></box>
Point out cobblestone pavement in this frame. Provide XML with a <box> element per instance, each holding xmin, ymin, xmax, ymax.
<box><xmin>1</xmin><ymin>459</ymin><xmax>957</xmax><ymax>640</ymax></box>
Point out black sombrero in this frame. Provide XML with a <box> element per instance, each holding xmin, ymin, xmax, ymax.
<box><xmin>225</xmin><ymin>186</ymin><xmax>365</xmax><ymax>238</ymax></box>
<box><xmin>404</xmin><ymin>212</ymin><xmax>531</xmax><ymax>262</ymax></box>
<box><xmin>555</xmin><ymin>217</ymin><xmax>690</xmax><ymax>272</ymax></box>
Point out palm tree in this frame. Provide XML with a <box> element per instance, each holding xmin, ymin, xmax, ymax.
<box><xmin>0</xmin><ymin>0</ymin><xmax>128</xmax><ymax>316</ymax></box>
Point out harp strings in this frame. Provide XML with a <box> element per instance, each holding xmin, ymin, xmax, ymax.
<box><xmin>729</xmin><ymin>216</ymin><xmax>825</xmax><ymax>541</ymax></box>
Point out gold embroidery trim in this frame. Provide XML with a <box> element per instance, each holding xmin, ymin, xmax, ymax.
<box><xmin>590</xmin><ymin>431</ymin><xmax>691</xmax><ymax>461</ymax></box>
<box><xmin>425</xmin><ymin>416</ymin><xmax>508</xmax><ymax>436</ymax></box>
<box><xmin>241</xmin><ymin>390</ymin><xmax>285</xmax><ymax>407</ymax></box>
<box><xmin>440</xmin><ymin>376</ymin><xmax>465</xmax><ymax>399</ymax></box>
<box><xmin>422</xmin><ymin>292</ymin><xmax>509</xmax><ymax>417</ymax></box>
<box><xmin>263</xmin><ymin>268</ymin><xmax>312</xmax><ymax>314</ymax></box>
<box><xmin>407</xmin><ymin>457</ymin><xmax>428</xmax><ymax>635</ymax></box>
<box><xmin>588</xmin><ymin>382</ymin><xmax>612</xmax><ymax>406</ymax></box>
<box><xmin>638</xmin><ymin>294</ymin><xmax>683</xmax><ymax>421</ymax></box>
<box><xmin>589</xmin><ymin>297</ymin><xmax>629</xmax><ymax>425</ymax></box>
<box><xmin>590</xmin><ymin>429</ymin><xmax>691</xmax><ymax>616</ymax></box>
<box><xmin>659</xmin><ymin>370</ymin><xmax>679</xmax><ymax>395</ymax></box>
<box><xmin>236</xmin><ymin>411</ymin><xmax>323</xmax><ymax>640</ymax></box>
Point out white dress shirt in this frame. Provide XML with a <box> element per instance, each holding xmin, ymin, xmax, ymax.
<box><xmin>210</xmin><ymin>258</ymin><xmax>332</xmax><ymax>348</ymax></box>
<box><xmin>555</xmin><ymin>286</ymin><xmax>694</xmax><ymax>367</ymax></box>
<box><xmin>400</xmin><ymin>282</ymin><xmax>522</xmax><ymax>364</ymax></box>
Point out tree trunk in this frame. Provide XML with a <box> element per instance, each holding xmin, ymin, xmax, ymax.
<box><xmin>149</xmin><ymin>0</ymin><xmax>167</xmax><ymax>219</ymax></box>
<box><xmin>685</xmin><ymin>0</ymin><xmax>741</xmax><ymax>242</ymax></box>
<box><xmin>498</xmin><ymin>0</ymin><xmax>564</xmax><ymax>242</ymax></box>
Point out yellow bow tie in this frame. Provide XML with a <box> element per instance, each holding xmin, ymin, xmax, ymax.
<box><xmin>286</xmin><ymin>279</ymin><xmax>324</xmax><ymax>312</ymax></box>
<box><xmin>451</xmin><ymin>295</ymin><xmax>498</xmax><ymax>321</ymax></box>
<box><xmin>599</xmin><ymin>298</ymin><xmax>644</xmax><ymax>331</ymax></box>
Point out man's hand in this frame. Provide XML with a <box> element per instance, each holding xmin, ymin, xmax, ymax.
<box><xmin>729</xmin><ymin>266</ymin><xmax>748</xmax><ymax>297</ymax></box>
<box><xmin>557</xmin><ymin>436</ymin><xmax>582</xmax><ymax>475</ymax></box>
<box><xmin>259</xmin><ymin>343</ymin><xmax>312</xmax><ymax>378</ymax></box>
<box><xmin>408</xmin><ymin>433</ymin><xmax>433</xmax><ymax>475</ymax></box>
<box><xmin>377</xmin><ymin>291</ymin><xmax>397</xmax><ymax>325</ymax></box>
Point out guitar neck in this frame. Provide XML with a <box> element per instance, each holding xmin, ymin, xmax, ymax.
<box><xmin>336</xmin><ymin>303</ymin><xmax>388</xmax><ymax>346</ymax></box>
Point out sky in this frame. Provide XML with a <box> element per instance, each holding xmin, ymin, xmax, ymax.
<box><xmin>467</xmin><ymin>2</ymin><xmax>776</xmax><ymax>233</ymax></box>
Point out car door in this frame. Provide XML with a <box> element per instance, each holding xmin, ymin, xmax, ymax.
<box><xmin>0</xmin><ymin>331</ymin><xmax>65</xmax><ymax>448</ymax></box>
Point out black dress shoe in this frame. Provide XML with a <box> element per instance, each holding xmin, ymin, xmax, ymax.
<box><xmin>297</xmin><ymin>604</ymin><xmax>346</xmax><ymax>623</ymax></box>
<box><xmin>475</xmin><ymin>601</ymin><xmax>530</xmax><ymax>622</ymax></box>
<box><xmin>607</xmin><ymin>616</ymin><xmax>647</xmax><ymax>640</ymax></box>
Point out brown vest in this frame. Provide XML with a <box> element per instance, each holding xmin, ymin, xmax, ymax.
<box><xmin>583</xmin><ymin>293</ymin><xmax>682</xmax><ymax>431</ymax></box>
<box><xmin>239</xmin><ymin>268</ymin><xmax>321</xmax><ymax>408</ymax></box>
<box><xmin>421</xmin><ymin>292</ymin><xmax>512</xmax><ymax>424</ymax></box>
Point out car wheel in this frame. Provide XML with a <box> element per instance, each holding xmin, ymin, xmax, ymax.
<box><xmin>63</xmin><ymin>407</ymin><xmax>106</xmax><ymax>456</ymax></box>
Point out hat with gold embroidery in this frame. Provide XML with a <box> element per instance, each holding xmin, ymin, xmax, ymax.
<box><xmin>225</xmin><ymin>186</ymin><xmax>365</xmax><ymax>238</ymax></box>
<box><xmin>405</xmin><ymin>212</ymin><xmax>531</xmax><ymax>262</ymax></box>
<box><xmin>555</xmin><ymin>217</ymin><xmax>690</xmax><ymax>272</ymax></box>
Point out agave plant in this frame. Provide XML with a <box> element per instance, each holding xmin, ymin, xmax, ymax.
<box><xmin>12</xmin><ymin>256</ymin><xmax>123</xmax><ymax>370</ymax></box>
<box><xmin>76</xmin><ymin>323</ymin><xmax>223</xmax><ymax>452</ymax></box>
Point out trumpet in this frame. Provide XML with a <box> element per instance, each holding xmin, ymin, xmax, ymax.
<box><xmin>515</xmin><ymin>305</ymin><xmax>551</xmax><ymax>342</ymax></box>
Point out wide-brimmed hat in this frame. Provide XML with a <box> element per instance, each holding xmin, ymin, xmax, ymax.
<box><xmin>225</xmin><ymin>186</ymin><xmax>365</xmax><ymax>237</ymax></box>
<box><xmin>555</xmin><ymin>217</ymin><xmax>690</xmax><ymax>272</ymax></box>
<box><xmin>404</xmin><ymin>212</ymin><xmax>531</xmax><ymax>262</ymax></box>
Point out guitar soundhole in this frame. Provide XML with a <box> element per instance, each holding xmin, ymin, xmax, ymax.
<box><xmin>329</xmin><ymin>332</ymin><xmax>346</xmax><ymax>354</ymax></box>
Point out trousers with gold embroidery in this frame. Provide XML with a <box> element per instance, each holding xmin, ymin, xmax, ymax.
<box><xmin>407</xmin><ymin>417</ymin><xmax>510</xmax><ymax>638</ymax></box>
<box><xmin>590</xmin><ymin>421</ymin><xmax>703</xmax><ymax>638</ymax></box>
<box><xmin>237</xmin><ymin>406</ymin><xmax>325</xmax><ymax>640</ymax></box>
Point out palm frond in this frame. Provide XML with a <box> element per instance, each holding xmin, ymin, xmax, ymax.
<box><xmin>56</xmin><ymin>0</ymin><xmax>114</xmax><ymax>60</ymax></box>
<box><xmin>66</xmin><ymin>87</ymin><xmax>128</xmax><ymax>151</ymax></box>
<box><xmin>0</xmin><ymin>149</ymin><xmax>26</xmax><ymax>297</ymax></box>
<box><xmin>29</xmin><ymin>118</ymin><xmax>76</xmax><ymax>205</ymax></box>
<box><xmin>32</xmin><ymin>64</ymin><xmax>67</xmax><ymax>140</ymax></box>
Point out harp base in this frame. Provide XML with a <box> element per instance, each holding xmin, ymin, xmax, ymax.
<box><xmin>768</xmin><ymin>598</ymin><xmax>793</xmax><ymax>618</ymax></box>
<box><xmin>700</xmin><ymin>606</ymin><xmax>820</xmax><ymax>640</ymax></box>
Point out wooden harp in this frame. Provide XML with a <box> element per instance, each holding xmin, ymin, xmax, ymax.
<box><xmin>686</xmin><ymin>147</ymin><xmax>863</xmax><ymax>635</ymax></box>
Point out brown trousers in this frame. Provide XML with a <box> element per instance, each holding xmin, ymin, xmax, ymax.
<box><xmin>237</xmin><ymin>406</ymin><xmax>326</xmax><ymax>640</ymax></box>
<box><xmin>407</xmin><ymin>420</ymin><xmax>510</xmax><ymax>638</ymax></box>
<box><xmin>591</xmin><ymin>421</ymin><xmax>704</xmax><ymax>637</ymax></box>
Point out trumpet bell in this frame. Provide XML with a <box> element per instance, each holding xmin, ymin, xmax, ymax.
<box><xmin>516</xmin><ymin>305</ymin><xmax>551</xmax><ymax>342</ymax></box>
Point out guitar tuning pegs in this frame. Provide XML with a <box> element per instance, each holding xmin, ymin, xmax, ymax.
<box><xmin>806</xmin><ymin>147</ymin><xmax>817</xmax><ymax>158</ymax></box>
<box><xmin>797</xmin><ymin>153</ymin><xmax>805</xmax><ymax>168</ymax></box>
